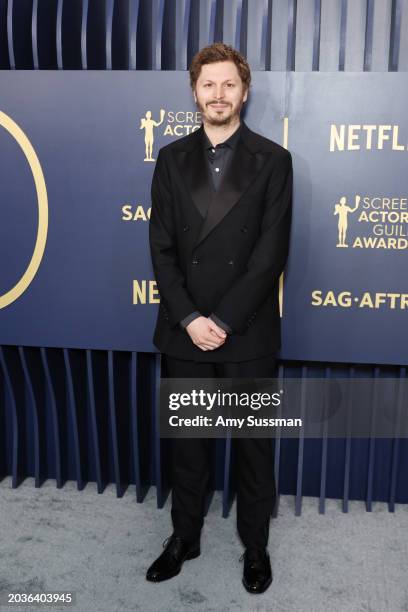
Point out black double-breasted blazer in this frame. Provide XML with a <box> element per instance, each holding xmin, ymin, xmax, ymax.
<box><xmin>149</xmin><ymin>120</ymin><xmax>293</xmax><ymax>362</ymax></box>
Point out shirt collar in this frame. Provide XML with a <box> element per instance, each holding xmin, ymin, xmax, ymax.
<box><xmin>202</xmin><ymin>123</ymin><xmax>242</xmax><ymax>151</ymax></box>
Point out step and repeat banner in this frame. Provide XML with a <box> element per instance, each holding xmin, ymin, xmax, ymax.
<box><xmin>0</xmin><ymin>71</ymin><xmax>406</xmax><ymax>365</ymax></box>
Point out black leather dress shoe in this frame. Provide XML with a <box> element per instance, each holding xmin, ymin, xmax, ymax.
<box><xmin>146</xmin><ymin>534</ymin><xmax>201</xmax><ymax>582</ymax></box>
<box><xmin>240</xmin><ymin>548</ymin><xmax>273</xmax><ymax>594</ymax></box>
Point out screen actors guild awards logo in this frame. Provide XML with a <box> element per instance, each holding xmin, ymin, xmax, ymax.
<box><xmin>334</xmin><ymin>195</ymin><xmax>360</xmax><ymax>247</ymax></box>
<box><xmin>332</xmin><ymin>194</ymin><xmax>408</xmax><ymax>250</ymax></box>
<box><xmin>139</xmin><ymin>109</ymin><xmax>165</xmax><ymax>161</ymax></box>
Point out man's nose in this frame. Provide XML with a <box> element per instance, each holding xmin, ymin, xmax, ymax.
<box><xmin>214</xmin><ymin>86</ymin><xmax>224</xmax><ymax>99</ymax></box>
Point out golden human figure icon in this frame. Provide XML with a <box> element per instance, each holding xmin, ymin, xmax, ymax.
<box><xmin>334</xmin><ymin>195</ymin><xmax>360</xmax><ymax>247</ymax></box>
<box><xmin>140</xmin><ymin>109</ymin><xmax>165</xmax><ymax>161</ymax></box>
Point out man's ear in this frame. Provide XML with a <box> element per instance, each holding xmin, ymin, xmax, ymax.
<box><xmin>243</xmin><ymin>87</ymin><xmax>248</xmax><ymax>103</ymax></box>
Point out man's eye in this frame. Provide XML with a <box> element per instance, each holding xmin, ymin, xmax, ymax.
<box><xmin>226</xmin><ymin>83</ymin><xmax>235</xmax><ymax>87</ymax></box>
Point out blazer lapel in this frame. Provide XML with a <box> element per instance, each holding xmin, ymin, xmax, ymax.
<box><xmin>174</xmin><ymin>126</ymin><xmax>213</xmax><ymax>220</ymax></box>
<box><xmin>174</xmin><ymin>121</ymin><xmax>267</xmax><ymax>247</ymax></box>
<box><xmin>195</xmin><ymin>138</ymin><xmax>265</xmax><ymax>246</ymax></box>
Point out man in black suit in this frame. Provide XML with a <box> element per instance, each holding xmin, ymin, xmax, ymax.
<box><xmin>146</xmin><ymin>43</ymin><xmax>292</xmax><ymax>594</ymax></box>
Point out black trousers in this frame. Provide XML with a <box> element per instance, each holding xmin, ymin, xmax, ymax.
<box><xmin>163</xmin><ymin>353</ymin><xmax>277</xmax><ymax>551</ymax></box>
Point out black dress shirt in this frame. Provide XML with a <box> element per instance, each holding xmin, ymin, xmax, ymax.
<box><xmin>179</xmin><ymin>123</ymin><xmax>242</xmax><ymax>334</ymax></box>
<box><xmin>203</xmin><ymin>122</ymin><xmax>242</xmax><ymax>191</ymax></box>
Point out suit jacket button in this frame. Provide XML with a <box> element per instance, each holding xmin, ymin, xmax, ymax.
<box><xmin>241</xmin><ymin>226</ymin><xmax>248</xmax><ymax>233</ymax></box>
<box><xmin>227</xmin><ymin>259</ymin><xmax>234</xmax><ymax>265</ymax></box>
<box><xmin>183</xmin><ymin>225</ymin><xmax>189</xmax><ymax>231</ymax></box>
<box><xmin>192</xmin><ymin>258</ymin><xmax>199</xmax><ymax>265</ymax></box>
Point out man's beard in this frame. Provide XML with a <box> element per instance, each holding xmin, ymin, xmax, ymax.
<box><xmin>196</xmin><ymin>99</ymin><xmax>243</xmax><ymax>126</ymax></box>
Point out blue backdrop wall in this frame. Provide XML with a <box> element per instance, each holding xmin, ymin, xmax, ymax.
<box><xmin>0</xmin><ymin>0</ymin><xmax>407</xmax><ymax>517</ymax></box>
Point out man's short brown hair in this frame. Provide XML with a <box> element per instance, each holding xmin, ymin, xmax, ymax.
<box><xmin>189</xmin><ymin>42</ymin><xmax>251</xmax><ymax>91</ymax></box>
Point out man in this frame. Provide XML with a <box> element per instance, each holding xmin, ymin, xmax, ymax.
<box><xmin>147</xmin><ymin>43</ymin><xmax>293</xmax><ymax>594</ymax></box>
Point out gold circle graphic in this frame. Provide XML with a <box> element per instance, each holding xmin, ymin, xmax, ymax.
<box><xmin>0</xmin><ymin>111</ymin><xmax>48</xmax><ymax>309</ymax></box>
